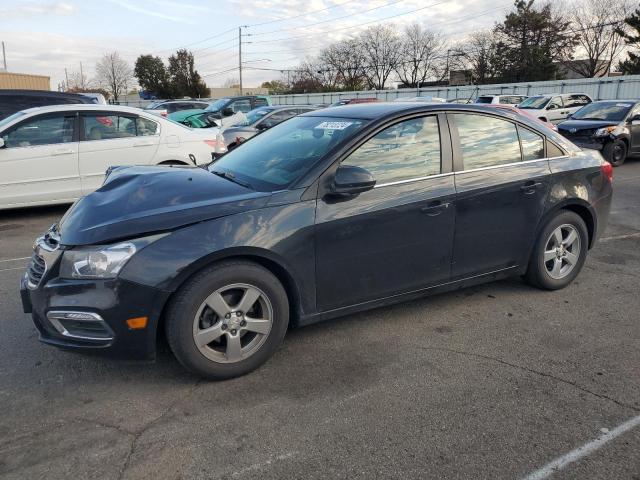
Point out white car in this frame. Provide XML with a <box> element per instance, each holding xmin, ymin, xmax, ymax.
<box><xmin>474</xmin><ymin>94</ymin><xmax>528</xmax><ymax>105</ymax></box>
<box><xmin>517</xmin><ymin>93</ymin><xmax>593</xmax><ymax>123</ymax></box>
<box><xmin>0</xmin><ymin>104</ymin><xmax>226</xmax><ymax>210</ymax></box>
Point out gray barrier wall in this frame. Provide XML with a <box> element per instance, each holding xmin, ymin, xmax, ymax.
<box><xmin>270</xmin><ymin>75</ymin><xmax>640</xmax><ymax>105</ymax></box>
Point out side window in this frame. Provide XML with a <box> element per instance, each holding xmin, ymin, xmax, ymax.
<box><xmin>83</xmin><ymin>114</ymin><xmax>136</xmax><ymax>140</ymax></box>
<box><xmin>569</xmin><ymin>95</ymin><xmax>590</xmax><ymax>107</ymax></box>
<box><xmin>453</xmin><ymin>113</ymin><xmax>521</xmax><ymax>169</ymax></box>
<box><xmin>548</xmin><ymin>97</ymin><xmax>563</xmax><ymax>110</ymax></box>
<box><xmin>136</xmin><ymin>117</ymin><xmax>159</xmax><ymax>136</ymax></box>
<box><xmin>578</xmin><ymin>95</ymin><xmax>592</xmax><ymax>105</ymax></box>
<box><xmin>343</xmin><ymin>116</ymin><xmax>441</xmax><ymax>184</ymax></box>
<box><xmin>518</xmin><ymin>126</ymin><xmax>545</xmax><ymax>161</ymax></box>
<box><xmin>2</xmin><ymin>115</ymin><xmax>75</xmax><ymax>148</ymax></box>
<box><xmin>262</xmin><ymin>109</ymin><xmax>297</xmax><ymax>128</ymax></box>
<box><xmin>254</xmin><ymin>98</ymin><xmax>269</xmax><ymax>107</ymax></box>
<box><xmin>231</xmin><ymin>99</ymin><xmax>252</xmax><ymax>113</ymax></box>
<box><xmin>547</xmin><ymin>141</ymin><xmax>565</xmax><ymax>158</ymax></box>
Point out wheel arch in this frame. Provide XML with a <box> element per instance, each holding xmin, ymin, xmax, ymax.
<box><xmin>538</xmin><ymin>200</ymin><xmax>596</xmax><ymax>249</ymax></box>
<box><xmin>158</xmin><ymin>159</ymin><xmax>190</xmax><ymax>166</ymax></box>
<box><xmin>157</xmin><ymin>248</ymin><xmax>304</xmax><ymax>336</ymax></box>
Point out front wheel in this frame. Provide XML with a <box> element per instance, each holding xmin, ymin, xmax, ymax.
<box><xmin>603</xmin><ymin>139</ymin><xmax>627</xmax><ymax>167</ymax></box>
<box><xmin>524</xmin><ymin>211</ymin><xmax>589</xmax><ymax>290</ymax></box>
<box><xmin>165</xmin><ymin>260</ymin><xmax>289</xmax><ymax>379</ymax></box>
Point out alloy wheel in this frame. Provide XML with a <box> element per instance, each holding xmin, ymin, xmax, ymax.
<box><xmin>192</xmin><ymin>283</ymin><xmax>273</xmax><ymax>363</ymax></box>
<box><xmin>543</xmin><ymin>224</ymin><xmax>581</xmax><ymax>280</ymax></box>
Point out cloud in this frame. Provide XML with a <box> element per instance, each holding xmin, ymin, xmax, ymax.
<box><xmin>0</xmin><ymin>1</ymin><xmax>76</xmax><ymax>18</ymax></box>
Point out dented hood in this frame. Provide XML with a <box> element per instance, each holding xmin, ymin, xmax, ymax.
<box><xmin>58</xmin><ymin>165</ymin><xmax>270</xmax><ymax>245</ymax></box>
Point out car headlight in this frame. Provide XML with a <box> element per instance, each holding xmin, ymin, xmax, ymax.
<box><xmin>59</xmin><ymin>235</ymin><xmax>164</xmax><ymax>279</ymax></box>
<box><xmin>594</xmin><ymin>125</ymin><xmax>626</xmax><ymax>137</ymax></box>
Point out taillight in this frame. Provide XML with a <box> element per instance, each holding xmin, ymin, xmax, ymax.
<box><xmin>204</xmin><ymin>138</ymin><xmax>227</xmax><ymax>153</ymax></box>
<box><xmin>601</xmin><ymin>161</ymin><xmax>613</xmax><ymax>183</ymax></box>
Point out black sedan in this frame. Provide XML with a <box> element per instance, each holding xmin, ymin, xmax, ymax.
<box><xmin>21</xmin><ymin>103</ymin><xmax>613</xmax><ymax>379</ymax></box>
<box><xmin>221</xmin><ymin>105</ymin><xmax>317</xmax><ymax>149</ymax></box>
<box><xmin>558</xmin><ymin>100</ymin><xmax>640</xmax><ymax>166</ymax></box>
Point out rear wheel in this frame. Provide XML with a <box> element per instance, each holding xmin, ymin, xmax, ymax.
<box><xmin>525</xmin><ymin>211</ymin><xmax>588</xmax><ymax>290</ymax></box>
<box><xmin>165</xmin><ymin>260</ymin><xmax>289</xmax><ymax>379</ymax></box>
<box><xmin>603</xmin><ymin>139</ymin><xmax>627</xmax><ymax>167</ymax></box>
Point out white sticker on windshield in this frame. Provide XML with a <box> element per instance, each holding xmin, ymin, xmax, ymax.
<box><xmin>616</xmin><ymin>103</ymin><xmax>631</xmax><ymax>107</ymax></box>
<box><xmin>315</xmin><ymin>121</ymin><xmax>353</xmax><ymax>130</ymax></box>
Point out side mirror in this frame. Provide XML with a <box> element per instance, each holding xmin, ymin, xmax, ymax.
<box><xmin>547</xmin><ymin>104</ymin><xmax>559</xmax><ymax>110</ymax></box>
<box><xmin>331</xmin><ymin>165</ymin><xmax>376</xmax><ymax>195</ymax></box>
<box><xmin>222</xmin><ymin>107</ymin><xmax>234</xmax><ymax>117</ymax></box>
<box><xmin>0</xmin><ymin>138</ymin><xmax>4</xmax><ymax>149</ymax></box>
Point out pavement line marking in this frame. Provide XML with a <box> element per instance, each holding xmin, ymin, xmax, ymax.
<box><xmin>0</xmin><ymin>257</ymin><xmax>30</xmax><ymax>263</ymax></box>
<box><xmin>521</xmin><ymin>414</ymin><xmax>640</xmax><ymax>480</ymax></box>
<box><xmin>599</xmin><ymin>232</ymin><xmax>640</xmax><ymax>242</ymax></box>
<box><xmin>0</xmin><ymin>266</ymin><xmax>25</xmax><ymax>273</ymax></box>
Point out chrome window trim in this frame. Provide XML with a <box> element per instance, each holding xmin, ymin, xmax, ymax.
<box><xmin>374</xmin><ymin>171</ymin><xmax>453</xmax><ymax>188</ymax></box>
<box><xmin>455</xmin><ymin>156</ymin><xmax>550</xmax><ymax>175</ymax></box>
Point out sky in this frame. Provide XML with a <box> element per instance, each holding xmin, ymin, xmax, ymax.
<box><xmin>0</xmin><ymin>0</ymin><xmax>513</xmax><ymax>91</ymax></box>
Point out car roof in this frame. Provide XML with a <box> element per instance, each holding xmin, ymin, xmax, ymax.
<box><xmin>0</xmin><ymin>89</ymin><xmax>91</xmax><ymax>100</ymax></box>
<box><xmin>17</xmin><ymin>104</ymin><xmax>152</xmax><ymax>115</ymax></box>
<box><xmin>300</xmin><ymin>102</ymin><xmax>533</xmax><ymax>120</ymax></box>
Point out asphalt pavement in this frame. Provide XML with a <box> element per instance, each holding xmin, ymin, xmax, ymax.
<box><xmin>0</xmin><ymin>162</ymin><xmax>639</xmax><ymax>479</ymax></box>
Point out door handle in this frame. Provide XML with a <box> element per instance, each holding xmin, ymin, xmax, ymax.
<box><xmin>51</xmin><ymin>148</ymin><xmax>74</xmax><ymax>156</ymax></box>
<box><xmin>520</xmin><ymin>181</ymin><xmax>542</xmax><ymax>194</ymax></box>
<box><xmin>421</xmin><ymin>201</ymin><xmax>450</xmax><ymax>216</ymax></box>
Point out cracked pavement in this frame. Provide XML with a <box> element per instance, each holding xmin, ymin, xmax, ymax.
<box><xmin>0</xmin><ymin>162</ymin><xmax>639</xmax><ymax>479</ymax></box>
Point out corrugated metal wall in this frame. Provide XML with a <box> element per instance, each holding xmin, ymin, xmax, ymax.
<box><xmin>271</xmin><ymin>75</ymin><xmax>640</xmax><ymax>105</ymax></box>
<box><xmin>0</xmin><ymin>72</ymin><xmax>50</xmax><ymax>90</ymax></box>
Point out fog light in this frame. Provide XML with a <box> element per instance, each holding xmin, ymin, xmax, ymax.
<box><xmin>126</xmin><ymin>316</ymin><xmax>148</xmax><ymax>330</ymax></box>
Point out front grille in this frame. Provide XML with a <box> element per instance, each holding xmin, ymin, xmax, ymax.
<box><xmin>560</xmin><ymin>129</ymin><xmax>596</xmax><ymax>142</ymax></box>
<box><xmin>27</xmin><ymin>253</ymin><xmax>46</xmax><ymax>286</ymax></box>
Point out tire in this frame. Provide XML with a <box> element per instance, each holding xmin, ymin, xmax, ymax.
<box><xmin>165</xmin><ymin>260</ymin><xmax>289</xmax><ymax>379</ymax></box>
<box><xmin>524</xmin><ymin>211</ymin><xmax>589</xmax><ymax>290</ymax></box>
<box><xmin>603</xmin><ymin>139</ymin><xmax>627</xmax><ymax>167</ymax></box>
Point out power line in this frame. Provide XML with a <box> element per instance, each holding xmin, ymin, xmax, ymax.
<box><xmin>244</xmin><ymin>0</ymin><xmax>360</xmax><ymax>28</ymax></box>
<box><xmin>246</xmin><ymin>0</ymin><xmax>408</xmax><ymax>37</ymax></box>
<box><xmin>152</xmin><ymin>27</ymin><xmax>237</xmax><ymax>55</ymax></box>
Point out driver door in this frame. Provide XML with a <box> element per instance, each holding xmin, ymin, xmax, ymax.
<box><xmin>314</xmin><ymin>114</ymin><xmax>456</xmax><ymax>311</ymax></box>
<box><xmin>546</xmin><ymin>96</ymin><xmax>567</xmax><ymax>123</ymax></box>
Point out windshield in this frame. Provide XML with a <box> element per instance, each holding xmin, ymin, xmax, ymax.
<box><xmin>205</xmin><ymin>98</ymin><xmax>229</xmax><ymax>112</ymax></box>
<box><xmin>519</xmin><ymin>96</ymin><xmax>550</xmax><ymax>109</ymax></box>
<box><xmin>234</xmin><ymin>107</ymin><xmax>272</xmax><ymax>126</ymax></box>
<box><xmin>475</xmin><ymin>96</ymin><xmax>494</xmax><ymax>104</ymax></box>
<box><xmin>209</xmin><ymin>116</ymin><xmax>367</xmax><ymax>191</ymax></box>
<box><xmin>0</xmin><ymin>111</ymin><xmax>26</xmax><ymax>129</ymax></box>
<box><xmin>571</xmin><ymin>102</ymin><xmax>633</xmax><ymax>122</ymax></box>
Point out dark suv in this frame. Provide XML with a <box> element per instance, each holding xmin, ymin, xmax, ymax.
<box><xmin>0</xmin><ymin>89</ymin><xmax>93</xmax><ymax>120</ymax></box>
<box><xmin>20</xmin><ymin>104</ymin><xmax>612</xmax><ymax>379</ymax></box>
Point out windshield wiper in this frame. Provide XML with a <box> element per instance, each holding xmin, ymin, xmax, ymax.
<box><xmin>211</xmin><ymin>170</ymin><xmax>253</xmax><ymax>189</ymax></box>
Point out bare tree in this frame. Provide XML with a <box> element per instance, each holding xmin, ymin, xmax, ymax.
<box><xmin>395</xmin><ymin>23</ymin><xmax>446</xmax><ymax>87</ymax></box>
<box><xmin>320</xmin><ymin>39</ymin><xmax>367</xmax><ymax>91</ymax></box>
<box><xmin>567</xmin><ymin>0</ymin><xmax>634</xmax><ymax>77</ymax></box>
<box><xmin>359</xmin><ymin>25</ymin><xmax>402</xmax><ymax>89</ymax></box>
<box><xmin>95</xmin><ymin>52</ymin><xmax>134</xmax><ymax>102</ymax></box>
<box><xmin>460</xmin><ymin>30</ymin><xmax>499</xmax><ymax>84</ymax></box>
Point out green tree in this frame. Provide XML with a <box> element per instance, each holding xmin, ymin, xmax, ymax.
<box><xmin>261</xmin><ymin>80</ymin><xmax>288</xmax><ymax>94</ymax></box>
<box><xmin>617</xmin><ymin>6</ymin><xmax>640</xmax><ymax>74</ymax></box>
<box><xmin>493</xmin><ymin>0</ymin><xmax>575</xmax><ymax>82</ymax></box>
<box><xmin>134</xmin><ymin>55</ymin><xmax>172</xmax><ymax>98</ymax></box>
<box><xmin>167</xmin><ymin>49</ymin><xmax>209</xmax><ymax>98</ymax></box>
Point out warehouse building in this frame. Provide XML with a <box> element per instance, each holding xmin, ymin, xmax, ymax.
<box><xmin>0</xmin><ymin>71</ymin><xmax>50</xmax><ymax>90</ymax></box>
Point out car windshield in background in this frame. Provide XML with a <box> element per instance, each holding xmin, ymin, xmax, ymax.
<box><xmin>206</xmin><ymin>98</ymin><xmax>229</xmax><ymax>112</ymax></box>
<box><xmin>234</xmin><ymin>107</ymin><xmax>272</xmax><ymax>126</ymax></box>
<box><xmin>209</xmin><ymin>116</ymin><xmax>367</xmax><ymax>192</ymax></box>
<box><xmin>519</xmin><ymin>96</ymin><xmax>550</xmax><ymax>109</ymax></box>
<box><xmin>571</xmin><ymin>102</ymin><xmax>633</xmax><ymax>122</ymax></box>
<box><xmin>180</xmin><ymin>113</ymin><xmax>218</xmax><ymax>129</ymax></box>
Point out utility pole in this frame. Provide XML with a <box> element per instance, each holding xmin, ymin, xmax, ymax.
<box><xmin>80</xmin><ymin>62</ymin><xmax>84</xmax><ymax>89</ymax></box>
<box><xmin>64</xmin><ymin>68</ymin><xmax>69</xmax><ymax>90</ymax></box>
<box><xmin>1</xmin><ymin>42</ymin><xmax>6</xmax><ymax>71</ymax></box>
<box><xmin>238</xmin><ymin>26</ymin><xmax>243</xmax><ymax>95</ymax></box>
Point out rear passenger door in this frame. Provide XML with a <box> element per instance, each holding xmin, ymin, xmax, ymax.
<box><xmin>0</xmin><ymin>113</ymin><xmax>80</xmax><ymax>206</ymax></box>
<box><xmin>449</xmin><ymin>113</ymin><xmax>551</xmax><ymax>280</ymax></box>
<box><xmin>78</xmin><ymin>112</ymin><xmax>160</xmax><ymax>193</ymax></box>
